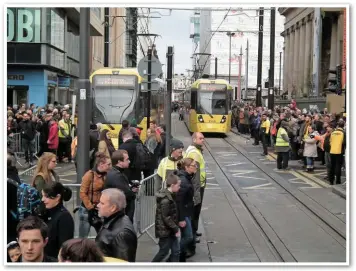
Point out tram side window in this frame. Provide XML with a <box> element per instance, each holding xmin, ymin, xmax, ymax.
<box><xmin>191</xmin><ymin>90</ymin><xmax>198</xmax><ymax>110</ymax></box>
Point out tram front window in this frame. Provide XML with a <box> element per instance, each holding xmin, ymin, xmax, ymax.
<box><xmin>198</xmin><ymin>90</ymin><xmax>227</xmax><ymax>115</ymax></box>
<box><xmin>93</xmin><ymin>87</ymin><xmax>136</xmax><ymax>123</ymax></box>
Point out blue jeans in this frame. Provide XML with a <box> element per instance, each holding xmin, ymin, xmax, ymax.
<box><xmin>152</xmin><ymin>236</ymin><xmax>180</xmax><ymax>262</ymax></box>
<box><xmin>306</xmin><ymin>157</ymin><xmax>314</xmax><ymax>168</ymax></box>
<box><xmin>78</xmin><ymin>206</ymin><xmax>91</xmax><ymax>238</ymax></box>
<box><xmin>180</xmin><ymin>217</ymin><xmax>193</xmax><ymax>254</ymax></box>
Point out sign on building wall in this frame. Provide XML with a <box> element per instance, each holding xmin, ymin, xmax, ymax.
<box><xmin>208</xmin><ymin>8</ymin><xmax>284</xmax><ymax>88</ymax></box>
<box><xmin>7</xmin><ymin>8</ymin><xmax>41</xmax><ymax>42</ymax></box>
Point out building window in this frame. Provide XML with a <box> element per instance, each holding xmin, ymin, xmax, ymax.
<box><xmin>67</xmin><ymin>21</ymin><xmax>79</xmax><ymax>61</ymax></box>
<box><xmin>49</xmin><ymin>9</ymin><xmax>65</xmax><ymax>50</ymax></box>
<box><xmin>50</xmin><ymin>47</ymin><xmax>65</xmax><ymax>70</ymax></box>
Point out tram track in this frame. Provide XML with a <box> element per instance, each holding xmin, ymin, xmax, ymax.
<box><xmin>202</xmin><ymin>135</ymin><xmax>346</xmax><ymax>262</ymax></box>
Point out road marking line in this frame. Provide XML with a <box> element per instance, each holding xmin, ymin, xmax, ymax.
<box><xmin>224</xmin><ymin>163</ymin><xmax>246</xmax><ymax>166</ymax></box>
<box><xmin>288</xmin><ymin>177</ymin><xmax>300</xmax><ymax>181</ymax></box>
<box><xmin>60</xmin><ymin>178</ymin><xmax>76</xmax><ymax>182</ymax></box>
<box><xmin>290</xmin><ymin>171</ymin><xmax>322</xmax><ymax>188</ymax></box>
<box><xmin>229</xmin><ymin>170</ymin><xmax>257</xmax><ymax>173</ymax></box>
<box><xmin>206</xmin><ymin>177</ymin><xmax>215</xmax><ymax>180</ymax></box>
<box><xmin>243</xmin><ymin>183</ymin><xmax>275</xmax><ymax>189</ymax></box>
<box><xmin>205</xmin><ymin>187</ymin><xmax>221</xmax><ymax>190</ymax></box>
<box><xmin>234</xmin><ymin>176</ymin><xmax>266</xmax><ymax>180</ymax></box>
<box><xmin>296</xmin><ymin>170</ymin><xmax>331</xmax><ymax>188</ymax></box>
<box><xmin>206</xmin><ymin>183</ymin><xmax>219</xmax><ymax>186</ymax></box>
<box><xmin>219</xmin><ymin>153</ymin><xmax>238</xmax><ymax>157</ymax></box>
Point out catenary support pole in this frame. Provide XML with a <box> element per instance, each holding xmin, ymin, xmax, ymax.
<box><xmin>268</xmin><ymin>7</ymin><xmax>276</xmax><ymax>110</ymax></box>
<box><xmin>147</xmin><ymin>48</ymin><xmax>152</xmax><ymax>129</ymax></box>
<box><xmin>256</xmin><ymin>7</ymin><xmax>264</xmax><ymax>107</ymax></box>
<box><xmin>104</xmin><ymin>7</ymin><xmax>109</xmax><ymax>67</ymax></box>
<box><xmin>215</xmin><ymin>57</ymin><xmax>218</xmax><ymax>79</ymax></box>
<box><xmin>77</xmin><ymin>8</ymin><xmax>90</xmax><ymax>205</ymax></box>
<box><xmin>165</xmin><ymin>46</ymin><xmax>174</xmax><ymax>156</ymax></box>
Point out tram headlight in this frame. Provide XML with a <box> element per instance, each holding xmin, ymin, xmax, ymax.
<box><xmin>220</xmin><ymin>115</ymin><xmax>227</xmax><ymax>123</ymax></box>
<box><xmin>198</xmin><ymin>115</ymin><xmax>204</xmax><ymax>123</ymax></box>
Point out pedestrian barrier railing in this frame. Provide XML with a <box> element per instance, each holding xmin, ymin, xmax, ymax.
<box><xmin>18</xmin><ymin>165</ymin><xmax>37</xmax><ymax>178</ymax></box>
<box><xmin>8</xmin><ymin>133</ymin><xmax>40</xmax><ymax>167</ymax></box>
<box><xmin>61</xmin><ymin>173</ymin><xmax>159</xmax><ymax>243</ymax></box>
<box><xmin>135</xmin><ymin>173</ymin><xmax>158</xmax><ymax>243</ymax></box>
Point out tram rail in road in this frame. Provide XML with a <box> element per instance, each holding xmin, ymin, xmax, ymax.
<box><xmin>202</xmin><ymin>135</ymin><xmax>346</xmax><ymax>262</ymax></box>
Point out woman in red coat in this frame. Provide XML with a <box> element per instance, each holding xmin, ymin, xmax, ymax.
<box><xmin>47</xmin><ymin>120</ymin><xmax>59</xmax><ymax>153</ymax></box>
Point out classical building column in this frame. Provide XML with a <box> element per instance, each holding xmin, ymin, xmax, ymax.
<box><xmin>329</xmin><ymin>14</ymin><xmax>338</xmax><ymax>71</ymax></box>
<box><xmin>288</xmin><ymin>26</ymin><xmax>295</xmax><ymax>99</ymax></box>
<box><xmin>303</xmin><ymin>14</ymin><xmax>313</xmax><ymax>96</ymax></box>
<box><xmin>283</xmin><ymin>30</ymin><xmax>290</xmax><ymax>93</ymax></box>
<box><xmin>298</xmin><ymin>19</ymin><xmax>306</xmax><ymax>97</ymax></box>
<box><xmin>292</xmin><ymin>23</ymin><xmax>300</xmax><ymax>96</ymax></box>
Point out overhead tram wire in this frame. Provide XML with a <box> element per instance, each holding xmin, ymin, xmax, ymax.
<box><xmin>141</xmin><ymin>7</ymin><xmax>273</xmax><ymax>12</ymax></box>
<box><xmin>198</xmin><ymin>8</ymin><xmax>231</xmax><ymax>78</ymax></box>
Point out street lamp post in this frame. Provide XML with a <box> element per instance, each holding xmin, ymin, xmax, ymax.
<box><xmin>226</xmin><ymin>32</ymin><xmax>235</xmax><ymax>84</ymax></box>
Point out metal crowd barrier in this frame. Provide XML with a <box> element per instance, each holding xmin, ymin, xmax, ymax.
<box><xmin>62</xmin><ymin>173</ymin><xmax>159</xmax><ymax>242</ymax></box>
<box><xmin>135</xmin><ymin>173</ymin><xmax>158</xmax><ymax>243</ymax></box>
<box><xmin>8</xmin><ymin>133</ymin><xmax>40</xmax><ymax>167</ymax></box>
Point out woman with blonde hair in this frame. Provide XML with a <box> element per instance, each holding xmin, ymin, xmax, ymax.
<box><xmin>32</xmin><ymin>152</ymin><xmax>60</xmax><ymax>193</ymax></box>
<box><xmin>144</xmin><ymin>128</ymin><xmax>162</xmax><ymax>177</ymax></box>
<box><xmin>98</xmin><ymin>129</ymin><xmax>115</xmax><ymax>158</ymax></box>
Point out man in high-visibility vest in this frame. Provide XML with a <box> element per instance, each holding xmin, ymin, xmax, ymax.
<box><xmin>184</xmin><ymin>132</ymin><xmax>206</xmax><ymax>252</ymax></box>
<box><xmin>156</xmin><ymin>138</ymin><xmax>184</xmax><ymax>190</ymax></box>
<box><xmin>260</xmin><ymin>113</ymin><xmax>271</xmax><ymax>156</ymax></box>
<box><xmin>328</xmin><ymin>120</ymin><xmax>346</xmax><ymax>185</ymax></box>
<box><xmin>57</xmin><ymin>112</ymin><xmax>72</xmax><ymax>163</ymax></box>
<box><xmin>275</xmin><ymin>120</ymin><xmax>290</xmax><ymax>170</ymax></box>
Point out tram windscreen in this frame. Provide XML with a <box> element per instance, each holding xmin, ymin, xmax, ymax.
<box><xmin>197</xmin><ymin>84</ymin><xmax>227</xmax><ymax>115</ymax></box>
<box><xmin>92</xmin><ymin>75</ymin><xmax>139</xmax><ymax>124</ymax></box>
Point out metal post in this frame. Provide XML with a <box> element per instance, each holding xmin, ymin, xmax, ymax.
<box><xmin>238</xmin><ymin>46</ymin><xmax>242</xmax><ymax>102</ymax></box>
<box><xmin>215</xmin><ymin>57</ymin><xmax>218</xmax><ymax>79</ymax></box>
<box><xmin>228</xmin><ymin>34</ymin><xmax>232</xmax><ymax>83</ymax></box>
<box><xmin>77</xmin><ymin>8</ymin><xmax>90</xmax><ymax>205</ymax></box>
<box><xmin>146</xmin><ymin>48</ymin><xmax>152</xmax><ymax>129</ymax></box>
<box><xmin>268</xmin><ymin>7</ymin><xmax>276</xmax><ymax>110</ymax></box>
<box><xmin>165</xmin><ymin>46</ymin><xmax>174</xmax><ymax>156</ymax></box>
<box><xmin>256</xmin><ymin>7</ymin><xmax>264</xmax><ymax>107</ymax></box>
<box><xmin>244</xmin><ymin>39</ymin><xmax>249</xmax><ymax>100</ymax></box>
<box><xmin>279</xmin><ymin>51</ymin><xmax>282</xmax><ymax>95</ymax></box>
<box><xmin>104</xmin><ymin>7</ymin><xmax>109</xmax><ymax>67</ymax></box>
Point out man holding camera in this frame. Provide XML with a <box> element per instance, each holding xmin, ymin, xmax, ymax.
<box><xmin>104</xmin><ymin>150</ymin><xmax>138</xmax><ymax>223</ymax></box>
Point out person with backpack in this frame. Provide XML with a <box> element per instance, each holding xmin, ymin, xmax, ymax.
<box><xmin>78</xmin><ymin>152</ymin><xmax>111</xmax><ymax>237</ymax></box>
<box><xmin>41</xmin><ymin>182</ymin><xmax>74</xmax><ymax>258</ymax></box>
<box><xmin>119</xmin><ymin>131</ymin><xmax>146</xmax><ymax>182</ymax></box>
<box><xmin>32</xmin><ymin>152</ymin><xmax>60</xmax><ymax>193</ymax></box>
<box><xmin>7</xmin><ymin>152</ymin><xmax>21</xmax><ymax>244</ymax></box>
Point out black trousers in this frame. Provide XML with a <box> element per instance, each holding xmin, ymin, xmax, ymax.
<box><xmin>189</xmin><ymin>186</ymin><xmax>205</xmax><ymax>252</ymax></box>
<box><xmin>329</xmin><ymin>154</ymin><xmax>343</xmax><ymax>184</ymax></box>
<box><xmin>253</xmin><ymin>129</ymin><xmax>260</xmax><ymax>145</ymax></box>
<box><xmin>58</xmin><ymin>138</ymin><xmax>72</xmax><ymax>162</ymax></box>
<box><xmin>277</xmin><ymin>152</ymin><xmax>289</xmax><ymax>169</ymax></box>
<box><xmin>261</xmin><ymin>133</ymin><xmax>268</xmax><ymax>155</ymax></box>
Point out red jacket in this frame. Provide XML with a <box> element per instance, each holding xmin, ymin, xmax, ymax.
<box><xmin>47</xmin><ymin>121</ymin><xmax>59</xmax><ymax>150</ymax></box>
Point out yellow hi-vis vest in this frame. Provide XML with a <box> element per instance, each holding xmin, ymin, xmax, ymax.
<box><xmin>58</xmin><ymin>119</ymin><xmax>70</xmax><ymax>138</ymax></box>
<box><xmin>184</xmin><ymin>145</ymin><xmax>206</xmax><ymax>187</ymax></box>
<box><xmin>157</xmin><ymin>157</ymin><xmax>179</xmax><ymax>189</ymax></box>
<box><xmin>276</xmin><ymin>127</ymin><xmax>289</xmax><ymax>147</ymax></box>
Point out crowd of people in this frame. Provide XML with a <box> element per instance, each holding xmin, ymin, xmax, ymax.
<box><xmin>7</xmin><ymin>101</ymin><xmax>207</xmax><ymax>263</ymax></box>
<box><xmin>231</xmin><ymin>99</ymin><xmax>346</xmax><ymax>185</ymax></box>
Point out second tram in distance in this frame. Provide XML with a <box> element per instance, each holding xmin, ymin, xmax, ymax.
<box><xmin>183</xmin><ymin>78</ymin><xmax>232</xmax><ymax>134</ymax></box>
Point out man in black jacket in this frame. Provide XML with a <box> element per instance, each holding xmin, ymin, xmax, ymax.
<box><xmin>119</xmin><ymin>131</ymin><xmax>142</xmax><ymax>181</ymax></box>
<box><xmin>105</xmin><ymin>150</ymin><xmax>138</xmax><ymax>222</ymax></box>
<box><xmin>96</xmin><ymin>188</ymin><xmax>137</xmax><ymax>262</ymax></box>
<box><xmin>18</xmin><ymin>112</ymin><xmax>37</xmax><ymax>166</ymax></box>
